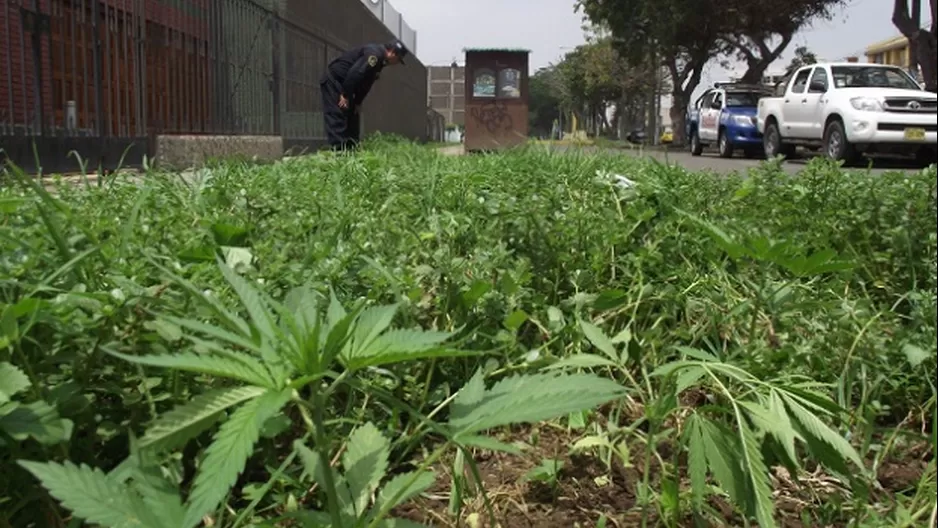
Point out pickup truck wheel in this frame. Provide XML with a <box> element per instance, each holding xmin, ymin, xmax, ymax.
<box><xmin>823</xmin><ymin>119</ymin><xmax>859</xmax><ymax>164</ymax></box>
<box><xmin>689</xmin><ymin>131</ymin><xmax>703</xmax><ymax>156</ymax></box>
<box><xmin>718</xmin><ymin>131</ymin><xmax>734</xmax><ymax>158</ymax></box>
<box><xmin>763</xmin><ymin>122</ymin><xmax>791</xmax><ymax>159</ymax></box>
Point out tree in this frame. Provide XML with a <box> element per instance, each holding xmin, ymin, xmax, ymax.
<box><xmin>576</xmin><ymin>0</ymin><xmax>850</xmax><ymax>144</ymax></box>
<box><xmin>528</xmin><ymin>66</ymin><xmax>563</xmax><ymax>138</ymax></box>
<box><xmin>892</xmin><ymin>0</ymin><xmax>937</xmax><ymax>91</ymax></box>
<box><xmin>555</xmin><ymin>37</ymin><xmax>661</xmax><ymax>138</ymax></box>
<box><xmin>719</xmin><ymin>0</ymin><xmax>845</xmax><ymax>84</ymax></box>
<box><xmin>783</xmin><ymin>46</ymin><xmax>818</xmax><ymax>77</ymax></box>
<box><xmin>576</xmin><ymin>0</ymin><xmax>724</xmax><ymax>145</ymax></box>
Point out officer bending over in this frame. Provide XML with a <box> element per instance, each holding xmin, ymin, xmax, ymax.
<box><xmin>319</xmin><ymin>39</ymin><xmax>409</xmax><ymax>151</ymax></box>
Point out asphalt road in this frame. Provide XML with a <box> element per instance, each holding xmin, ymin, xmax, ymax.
<box><xmin>554</xmin><ymin>145</ymin><xmax>929</xmax><ymax>175</ymax></box>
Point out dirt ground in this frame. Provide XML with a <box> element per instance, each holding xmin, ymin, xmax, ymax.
<box><xmin>394</xmin><ymin>424</ymin><xmax>636</xmax><ymax>528</ymax></box>
<box><xmin>391</xmin><ymin>423</ymin><xmax>932</xmax><ymax>528</ymax></box>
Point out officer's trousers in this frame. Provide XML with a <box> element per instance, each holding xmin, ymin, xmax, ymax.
<box><xmin>319</xmin><ymin>77</ymin><xmax>361</xmax><ymax>151</ymax></box>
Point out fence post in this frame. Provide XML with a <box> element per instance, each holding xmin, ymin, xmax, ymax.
<box><xmin>91</xmin><ymin>0</ymin><xmax>104</xmax><ymax>137</ymax></box>
<box><xmin>21</xmin><ymin>3</ymin><xmax>50</xmax><ymax>135</ymax></box>
<box><xmin>269</xmin><ymin>15</ymin><xmax>281</xmax><ymax>136</ymax></box>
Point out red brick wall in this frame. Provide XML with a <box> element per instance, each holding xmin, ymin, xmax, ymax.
<box><xmin>0</xmin><ymin>0</ymin><xmax>211</xmax><ymax>135</ymax></box>
<box><xmin>0</xmin><ymin>0</ymin><xmax>54</xmax><ymax>130</ymax></box>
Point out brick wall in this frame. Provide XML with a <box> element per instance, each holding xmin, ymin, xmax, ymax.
<box><xmin>0</xmin><ymin>0</ymin><xmax>54</xmax><ymax>132</ymax></box>
<box><xmin>2</xmin><ymin>0</ymin><xmax>427</xmax><ymax>142</ymax></box>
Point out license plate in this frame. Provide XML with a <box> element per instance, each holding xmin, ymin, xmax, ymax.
<box><xmin>904</xmin><ymin>127</ymin><xmax>926</xmax><ymax>140</ymax></box>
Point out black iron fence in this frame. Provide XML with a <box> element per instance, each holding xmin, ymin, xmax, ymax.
<box><xmin>0</xmin><ymin>0</ymin><xmax>429</xmax><ymax>174</ymax></box>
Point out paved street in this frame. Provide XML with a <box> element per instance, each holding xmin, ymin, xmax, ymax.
<box><xmin>552</xmin><ymin>144</ymin><xmax>927</xmax><ymax>175</ymax></box>
<box><xmin>626</xmin><ymin>149</ymin><xmax>924</xmax><ymax>175</ymax></box>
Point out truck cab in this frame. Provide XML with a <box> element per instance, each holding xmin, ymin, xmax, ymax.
<box><xmin>756</xmin><ymin>62</ymin><xmax>937</xmax><ymax>165</ymax></box>
<box><xmin>686</xmin><ymin>82</ymin><xmax>774</xmax><ymax>158</ymax></box>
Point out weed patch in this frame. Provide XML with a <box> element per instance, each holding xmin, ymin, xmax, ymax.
<box><xmin>1</xmin><ymin>140</ymin><xmax>936</xmax><ymax>527</ymax></box>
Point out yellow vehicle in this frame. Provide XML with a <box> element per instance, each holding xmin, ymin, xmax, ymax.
<box><xmin>660</xmin><ymin>127</ymin><xmax>673</xmax><ymax>144</ymax></box>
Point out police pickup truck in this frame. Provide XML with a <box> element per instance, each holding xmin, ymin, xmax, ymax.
<box><xmin>757</xmin><ymin>62</ymin><xmax>937</xmax><ymax>165</ymax></box>
<box><xmin>686</xmin><ymin>82</ymin><xmax>774</xmax><ymax>158</ymax></box>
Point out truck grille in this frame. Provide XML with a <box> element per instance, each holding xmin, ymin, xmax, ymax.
<box><xmin>882</xmin><ymin>98</ymin><xmax>938</xmax><ymax>113</ymax></box>
<box><xmin>877</xmin><ymin>123</ymin><xmax>938</xmax><ymax>132</ymax></box>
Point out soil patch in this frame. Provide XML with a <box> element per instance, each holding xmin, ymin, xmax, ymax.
<box><xmin>393</xmin><ymin>424</ymin><xmax>639</xmax><ymax>527</ymax></box>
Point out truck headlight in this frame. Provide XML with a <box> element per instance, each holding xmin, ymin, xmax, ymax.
<box><xmin>732</xmin><ymin>115</ymin><xmax>755</xmax><ymax>126</ymax></box>
<box><xmin>850</xmin><ymin>97</ymin><xmax>883</xmax><ymax>112</ymax></box>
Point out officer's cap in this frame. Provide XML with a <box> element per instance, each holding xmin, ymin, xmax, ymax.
<box><xmin>387</xmin><ymin>39</ymin><xmax>409</xmax><ymax>64</ymax></box>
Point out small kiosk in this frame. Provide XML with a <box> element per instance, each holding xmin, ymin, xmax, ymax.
<box><xmin>463</xmin><ymin>48</ymin><xmax>530</xmax><ymax>152</ymax></box>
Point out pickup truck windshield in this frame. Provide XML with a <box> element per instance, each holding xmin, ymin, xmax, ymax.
<box><xmin>725</xmin><ymin>92</ymin><xmax>763</xmax><ymax>106</ymax></box>
<box><xmin>830</xmin><ymin>65</ymin><xmax>921</xmax><ymax>90</ymax></box>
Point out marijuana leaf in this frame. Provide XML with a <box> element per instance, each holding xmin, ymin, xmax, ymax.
<box><xmin>182</xmin><ymin>387</ymin><xmax>292</xmax><ymax>527</ymax></box>
<box><xmin>18</xmin><ymin>460</ymin><xmax>166</xmax><ymax>528</ymax></box>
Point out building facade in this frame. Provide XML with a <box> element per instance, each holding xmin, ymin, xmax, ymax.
<box><xmin>1</xmin><ymin>0</ymin><xmax>428</xmax><ymax>173</ymax></box>
<box><xmin>866</xmin><ymin>34</ymin><xmax>924</xmax><ymax>83</ymax></box>
<box><xmin>427</xmin><ymin>63</ymin><xmax>465</xmax><ymax>126</ymax></box>
<box><xmin>866</xmin><ymin>35</ymin><xmax>911</xmax><ymax>67</ymax></box>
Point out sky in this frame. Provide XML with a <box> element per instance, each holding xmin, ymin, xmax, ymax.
<box><xmin>388</xmin><ymin>0</ymin><xmax>931</xmax><ymax>98</ymax></box>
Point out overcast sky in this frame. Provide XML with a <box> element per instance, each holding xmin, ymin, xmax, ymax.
<box><xmin>390</xmin><ymin>0</ymin><xmax>931</xmax><ymax>89</ymax></box>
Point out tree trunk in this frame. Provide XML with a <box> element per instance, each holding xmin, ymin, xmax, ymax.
<box><xmin>894</xmin><ymin>0</ymin><xmax>938</xmax><ymax>91</ymax></box>
<box><xmin>667</xmin><ymin>60</ymin><xmax>705</xmax><ymax>145</ymax></box>
<box><xmin>909</xmin><ymin>0</ymin><xmax>922</xmax><ymax>75</ymax></box>
<box><xmin>736</xmin><ymin>33</ymin><xmax>794</xmax><ymax>85</ymax></box>
<box><xmin>670</xmin><ymin>102</ymin><xmax>687</xmax><ymax>147</ymax></box>
<box><xmin>664</xmin><ymin>46</ymin><xmax>708</xmax><ymax>146</ymax></box>
<box><xmin>918</xmin><ymin>30</ymin><xmax>938</xmax><ymax>91</ymax></box>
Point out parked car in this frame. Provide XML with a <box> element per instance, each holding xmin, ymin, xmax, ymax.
<box><xmin>626</xmin><ymin>128</ymin><xmax>647</xmax><ymax>144</ymax></box>
<box><xmin>686</xmin><ymin>82</ymin><xmax>775</xmax><ymax>158</ymax></box>
<box><xmin>660</xmin><ymin>127</ymin><xmax>673</xmax><ymax>144</ymax></box>
<box><xmin>757</xmin><ymin>62</ymin><xmax>937</xmax><ymax>165</ymax></box>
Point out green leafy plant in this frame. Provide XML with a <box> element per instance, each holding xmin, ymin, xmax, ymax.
<box><xmin>656</xmin><ymin>347</ymin><xmax>867</xmax><ymax>528</ymax></box>
<box><xmin>523</xmin><ymin>457</ymin><xmax>564</xmax><ymax>500</ymax></box>
<box><xmin>0</xmin><ymin>362</ymin><xmax>72</xmax><ymax>447</ymax></box>
<box><xmin>17</xmin><ymin>257</ymin><xmax>626</xmax><ymax>528</ymax></box>
<box><xmin>2</xmin><ymin>144</ymin><xmax>935</xmax><ymax>526</ymax></box>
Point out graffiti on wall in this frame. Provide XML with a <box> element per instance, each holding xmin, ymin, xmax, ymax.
<box><xmin>470</xmin><ymin>100</ymin><xmax>513</xmax><ymax>133</ymax></box>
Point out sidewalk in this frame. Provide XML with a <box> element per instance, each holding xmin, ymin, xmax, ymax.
<box><xmin>437</xmin><ymin>145</ymin><xmax>465</xmax><ymax>156</ymax></box>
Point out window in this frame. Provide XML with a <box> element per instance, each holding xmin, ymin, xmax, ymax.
<box><xmin>472</xmin><ymin>68</ymin><xmax>496</xmax><ymax>97</ymax></box>
<box><xmin>711</xmin><ymin>92</ymin><xmax>723</xmax><ymax>108</ymax></box>
<box><xmin>725</xmin><ymin>92</ymin><xmax>763</xmax><ymax>106</ymax></box>
<box><xmin>808</xmin><ymin>68</ymin><xmax>828</xmax><ymax>93</ymax></box>
<box><xmin>830</xmin><ymin>65</ymin><xmax>921</xmax><ymax>90</ymax></box>
<box><xmin>789</xmin><ymin>68</ymin><xmax>811</xmax><ymax>93</ymax></box>
<box><xmin>497</xmin><ymin>68</ymin><xmax>521</xmax><ymax>98</ymax></box>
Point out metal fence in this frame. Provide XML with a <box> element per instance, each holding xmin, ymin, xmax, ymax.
<box><xmin>0</xmin><ymin>0</ymin><xmax>428</xmax><ymax>173</ymax></box>
<box><xmin>359</xmin><ymin>0</ymin><xmax>416</xmax><ymax>53</ymax></box>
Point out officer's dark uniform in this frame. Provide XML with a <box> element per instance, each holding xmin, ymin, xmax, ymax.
<box><xmin>319</xmin><ymin>41</ymin><xmax>407</xmax><ymax>151</ymax></box>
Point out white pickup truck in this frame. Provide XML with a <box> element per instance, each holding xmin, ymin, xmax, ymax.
<box><xmin>757</xmin><ymin>62</ymin><xmax>937</xmax><ymax>165</ymax></box>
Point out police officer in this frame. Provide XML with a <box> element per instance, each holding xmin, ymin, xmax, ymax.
<box><xmin>319</xmin><ymin>40</ymin><xmax>409</xmax><ymax>151</ymax></box>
